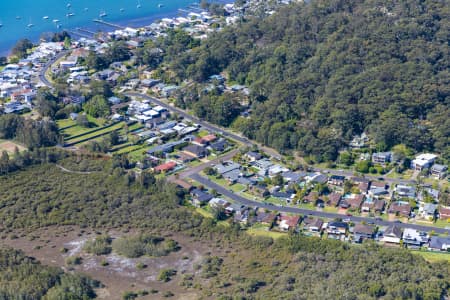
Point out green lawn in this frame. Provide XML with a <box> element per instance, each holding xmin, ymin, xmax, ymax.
<box><xmin>66</xmin><ymin>122</ymin><xmax>125</xmax><ymax>144</ymax></box>
<box><xmin>56</xmin><ymin>119</ymin><xmax>76</xmax><ymax>128</ymax></box>
<box><xmin>386</xmin><ymin>169</ymin><xmax>414</xmax><ymax>180</ymax></box>
<box><xmin>247</xmin><ymin>223</ymin><xmax>286</xmax><ymax>239</ymax></box>
<box><xmin>412</xmin><ymin>251</ymin><xmax>450</xmax><ymax>263</ymax></box>
<box><xmin>323</xmin><ymin>206</ymin><xmax>339</xmax><ymax>213</ymax></box>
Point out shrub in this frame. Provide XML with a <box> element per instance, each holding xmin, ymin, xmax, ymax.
<box><xmin>65</xmin><ymin>256</ymin><xmax>82</xmax><ymax>266</ymax></box>
<box><xmin>158</xmin><ymin>269</ymin><xmax>177</xmax><ymax>282</ymax></box>
<box><xmin>112</xmin><ymin>234</ymin><xmax>179</xmax><ymax>258</ymax></box>
<box><xmin>83</xmin><ymin>235</ymin><xmax>112</xmax><ymax>255</ymax></box>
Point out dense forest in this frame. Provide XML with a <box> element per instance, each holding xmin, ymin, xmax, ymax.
<box><xmin>0</xmin><ymin>157</ymin><xmax>448</xmax><ymax>299</ymax></box>
<box><xmin>164</xmin><ymin>0</ymin><xmax>449</xmax><ymax>161</ymax></box>
<box><xmin>0</xmin><ymin>247</ymin><xmax>99</xmax><ymax>299</ymax></box>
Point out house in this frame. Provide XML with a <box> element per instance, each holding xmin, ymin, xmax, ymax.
<box><xmin>153</xmin><ymin>161</ymin><xmax>177</xmax><ymax>173</ymax></box>
<box><xmin>327</xmin><ymin>221</ymin><xmax>348</xmax><ymax>238</ymax></box>
<box><xmin>368</xmin><ymin>187</ymin><xmax>389</xmax><ymax>198</ymax></box>
<box><xmin>209</xmin><ymin>198</ymin><xmax>230</xmax><ymax>209</ymax></box>
<box><xmin>373</xmin><ymin>199</ymin><xmax>386</xmax><ymax>213</ymax></box>
<box><xmin>183</xmin><ymin>144</ymin><xmax>208</xmax><ymax>158</ymax></box>
<box><xmin>388</xmin><ymin>202</ymin><xmax>411</xmax><ymax>217</ymax></box>
<box><xmin>372</xmin><ymin>152</ymin><xmax>392</xmax><ymax>164</ymax></box>
<box><xmin>411</xmin><ymin>153</ymin><xmax>437</xmax><ymax>171</ymax></box>
<box><xmin>419</xmin><ymin>203</ymin><xmax>437</xmax><ymax>220</ymax></box>
<box><xmin>402</xmin><ymin>228</ymin><xmax>428</xmax><ymax>249</ymax></box>
<box><xmin>439</xmin><ymin>206</ymin><xmax>450</xmax><ymax>220</ymax></box>
<box><xmin>250</xmin><ymin>185</ymin><xmax>269</xmax><ymax>198</ymax></box>
<box><xmin>108</xmin><ymin>96</ymin><xmax>121</xmax><ymax>105</ymax></box>
<box><xmin>201</xmin><ymin>134</ymin><xmax>217</xmax><ymax>144</ymax></box>
<box><xmin>209</xmin><ymin>139</ymin><xmax>227</xmax><ymax>152</ymax></box>
<box><xmin>272</xmin><ymin>191</ymin><xmax>292</xmax><ymax>200</ymax></box>
<box><xmin>395</xmin><ymin>185</ymin><xmax>416</xmax><ymax>199</ymax></box>
<box><xmin>303</xmin><ymin>192</ymin><xmax>319</xmax><ymax>204</ymax></box>
<box><xmin>349</xmin><ymin>133</ymin><xmax>368</xmax><ymax>148</ymax></box>
<box><xmin>327</xmin><ymin>193</ymin><xmax>342</xmax><ymax>207</ymax></box>
<box><xmin>279</xmin><ymin>214</ymin><xmax>301</xmax><ymax>231</ymax></box>
<box><xmin>69</xmin><ymin>112</ymin><xmax>79</xmax><ymax>120</ymax></box>
<box><xmin>269</xmin><ymin>165</ymin><xmax>289</xmax><ymax>177</ymax></box>
<box><xmin>358</xmin><ymin>182</ymin><xmax>369</xmax><ymax>193</ymax></box>
<box><xmin>245</xmin><ymin>151</ymin><xmax>262</xmax><ymax>162</ymax></box>
<box><xmin>226</xmin><ymin>203</ymin><xmax>247</xmax><ymax>215</ymax></box>
<box><xmin>216</xmin><ymin>161</ymin><xmax>241</xmax><ymax>175</ymax></box>
<box><xmin>381</xmin><ymin>225</ymin><xmax>403</xmax><ymax>245</ymax></box>
<box><xmin>351</xmin><ymin>177</ymin><xmax>370</xmax><ymax>185</ymax></box>
<box><xmin>428</xmin><ymin>236</ymin><xmax>450</xmax><ymax>252</ymax></box>
<box><xmin>347</xmin><ymin>194</ymin><xmax>365</xmax><ymax>210</ymax></box>
<box><xmin>303</xmin><ymin>217</ymin><xmax>323</xmax><ymax>234</ymax></box>
<box><xmin>255</xmin><ymin>212</ymin><xmax>277</xmax><ymax>226</ymax></box>
<box><xmin>190</xmin><ymin>188</ymin><xmax>213</xmax><ymax>207</ymax></box>
<box><xmin>253</xmin><ymin>158</ymin><xmax>273</xmax><ymax>176</ymax></box>
<box><xmin>307</xmin><ymin>173</ymin><xmax>328</xmax><ymax>184</ymax></box>
<box><xmin>430</xmin><ymin>164</ymin><xmax>447</xmax><ymax>179</ymax></box>
<box><xmin>222</xmin><ymin>169</ymin><xmax>241</xmax><ymax>184</ymax></box>
<box><xmin>353</xmin><ymin>224</ymin><xmax>375</xmax><ymax>243</ymax></box>
<box><xmin>282</xmin><ymin>171</ymin><xmax>306</xmax><ymax>183</ymax></box>
<box><xmin>328</xmin><ymin>175</ymin><xmax>345</xmax><ymax>186</ymax></box>
<box><xmin>173</xmin><ymin>179</ymin><xmax>193</xmax><ymax>191</ymax></box>
<box><xmin>234</xmin><ymin>209</ymin><xmax>249</xmax><ymax>224</ymax></box>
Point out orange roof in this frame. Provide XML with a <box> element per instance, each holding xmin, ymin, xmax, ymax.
<box><xmin>202</xmin><ymin>134</ymin><xmax>217</xmax><ymax>143</ymax></box>
<box><xmin>281</xmin><ymin>215</ymin><xmax>300</xmax><ymax>227</ymax></box>
<box><xmin>154</xmin><ymin>161</ymin><xmax>176</xmax><ymax>172</ymax></box>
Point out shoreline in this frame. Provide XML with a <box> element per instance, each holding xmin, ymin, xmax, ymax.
<box><xmin>0</xmin><ymin>0</ymin><xmax>233</xmax><ymax>57</ymax></box>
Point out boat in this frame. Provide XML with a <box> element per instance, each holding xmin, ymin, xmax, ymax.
<box><xmin>43</xmin><ymin>16</ymin><xmax>49</xmax><ymax>20</ymax></box>
<box><xmin>84</xmin><ymin>7</ymin><xmax>89</xmax><ymax>11</ymax></box>
<box><xmin>53</xmin><ymin>19</ymin><xmax>60</xmax><ymax>23</ymax></box>
<box><xmin>99</xmin><ymin>10</ymin><xmax>107</xmax><ymax>18</ymax></box>
<box><xmin>137</xmin><ymin>0</ymin><xmax>141</xmax><ymax>8</ymax></box>
<box><xmin>66</xmin><ymin>13</ymin><xmax>75</xmax><ymax>17</ymax></box>
<box><xmin>0</xmin><ymin>23</ymin><xmax>2</xmax><ymax>28</ymax></box>
<box><xmin>27</xmin><ymin>18</ymin><xmax>34</xmax><ymax>28</ymax></box>
<box><xmin>16</xmin><ymin>16</ymin><xmax>21</xmax><ymax>20</ymax></box>
<box><xmin>67</xmin><ymin>3</ymin><xmax>71</xmax><ymax>8</ymax></box>
<box><xmin>158</xmin><ymin>4</ymin><xmax>164</xmax><ymax>7</ymax></box>
<box><xmin>120</xmin><ymin>8</ymin><xmax>125</xmax><ymax>12</ymax></box>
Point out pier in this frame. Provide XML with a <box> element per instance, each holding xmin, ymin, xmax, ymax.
<box><xmin>76</xmin><ymin>27</ymin><xmax>96</xmax><ymax>36</ymax></box>
<box><xmin>93</xmin><ymin>19</ymin><xmax>125</xmax><ymax>29</ymax></box>
<box><xmin>66</xmin><ymin>30</ymin><xmax>93</xmax><ymax>39</ymax></box>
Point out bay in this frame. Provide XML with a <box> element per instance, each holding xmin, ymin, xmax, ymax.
<box><xmin>0</xmin><ymin>0</ymin><xmax>210</xmax><ymax>55</ymax></box>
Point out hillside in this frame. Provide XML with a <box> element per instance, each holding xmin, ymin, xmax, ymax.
<box><xmin>170</xmin><ymin>0</ymin><xmax>450</xmax><ymax>161</ymax></box>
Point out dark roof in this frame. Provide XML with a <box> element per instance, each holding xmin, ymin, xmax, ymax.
<box><xmin>183</xmin><ymin>144</ymin><xmax>208</xmax><ymax>157</ymax></box>
<box><xmin>429</xmin><ymin>236</ymin><xmax>450</xmax><ymax>249</ymax></box>
<box><xmin>210</xmin><ymin>139</ymin><xmax>227</xmax><ymax>151</ymax></box>
<box><xmin>354</xmin><ymin>224</ymin><xmax>375</xmax><ymax>235</ymax></box>
<box><xmin>191</xmin><ymin>188</ymin><xmax>213</xmax><ymax>203</ymax></box>
<box><xmin>384</xmin><ymin>225</ymin><xmax>402</xmax><ymax>238</ymax></box>
<box><xmin>328</xmin><ymin>193</ymin><xmax>342</xmax><ymax>206</ymax></box>
<box><xmin>329</xmin><ymin>221</ymin><xmax>349</xmax><ymax>229</ymax></box>
<box><xmin>303</xmin><ymin>217</ymin><xmax>323</xmax><ymax>229</ymax></box>
<box><xmin>272</xmin><ymin>191</ymin><xmax>291</xmax><ymax>199</ymax></box>
<box><xmin>330</xmin><ymin>175</ymin><xmax>345</xmax><ymax>181</ymax></box>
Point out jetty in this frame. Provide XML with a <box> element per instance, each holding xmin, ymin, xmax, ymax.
<box><xmin>93</xmin><ymin>19</ymin><xmax>124</xmax><ymax>29</ymax></box>
<box><xmin>66</xmin><ymin>30</ymin><xmax>93</xmax><ymax>39</ymax></box>
<box><xmin>76</xmin><ymin>27</ymin><xmax>96</xmax><ymax>36</ymax></box>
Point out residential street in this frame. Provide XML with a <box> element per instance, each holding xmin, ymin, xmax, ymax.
<box><xmin>190</xmin><ymin>173</ymin><xmax>449</xmax><ymax>235</ymax></box>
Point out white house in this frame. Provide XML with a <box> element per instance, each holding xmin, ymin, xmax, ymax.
<box><xmin>411</xmin><ymin>153</ymin><xmax>437</xmax><ymax>171</ymax></box>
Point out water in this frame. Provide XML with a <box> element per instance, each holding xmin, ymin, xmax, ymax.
<box><xmin>0</xmin><ymin>0</ymin><xmax>212</xmax><ymax>55</ymax></box>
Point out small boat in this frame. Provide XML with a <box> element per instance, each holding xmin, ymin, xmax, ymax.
<box><xmin>84</xmin><ymin>7</ymin><xmax>89</xmax><ymax>11</ymax></box>
<box><xmin>66</xmin><ymin>13</ymin><xmax>75</xmax><ymax>17</ymax></box>
<box><xmin>137</xmin><ymin>0</ymin><xmax>141</xmax><ymax>8</ymax></box>
<box><xmin>43</xmin><ymin>16</ymin><xmax>49</xmax><ymax>20</ymax></box>
<box><xmin>0</xmin><ymin>23</ymin><xmax>3</xmax><ymax>28</ymax></box>
<box><xmin>16</xmin><ymin>16</ymin><xmax>21</xmax><ymax>20</ymax></box>
<box><xmin>120</xmin><ymin>8</ymin><xmax>125</xmax><ymax>12</ymax></box>
<box><xmin>158</xmin><ymin>4</ymin><xmax>164</xmax><ymax>7</ymax></box>
<box><xmin>99</xmin><ymin>10</ymin><xmax>107</xmax><ymax>18</ymax></box>
<box><xmin>27</xmin><ymin>23</ymin><xmax>34</xmax><ymax>28</ymax></box>
<box><xmin>53</xmin><ymin>19</ymin><xmax>60</xmax><ymax>23</ymax></box>
<box><xmin>67</xmin><ymin>3</ymin><xmax>71</xmax><ymax>8</ymax></box>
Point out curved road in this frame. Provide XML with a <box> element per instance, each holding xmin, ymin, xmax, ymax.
<box><xmin>39</xmin><ymin>50</ymin><xmax>69</xmax><ymax>88</ymax></box>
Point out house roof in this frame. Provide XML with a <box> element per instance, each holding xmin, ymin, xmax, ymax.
<box><xmin>328</xmin><ymin>221</ymin><xmax>349</xmax><ymax>229</ymax></box>
<box><xmin>256</xmin><ymin>212</ymin><xmax>276</xmax><ymax>224</ymax></box>
<box><xmin>358</xmin><ymin>182</ymin><xmax>369</xmax><ymax>193</ymax></box>
<box><xmin>183</xmin><ymin>144</ymin><xmax>207</xmax><ymax>157</ymax></box>
<box><xmin>154</xmin><ymin>161</ymin><xmax>176</xmax><ymax>172</ymax></box>
<box><xmin>280</xmin><ymin>215</ymin><xmax>301</xmax><ymax>228</ymax></box>
<box><xmin>329</xmin><ymin>175</ymin><xmax>345</xmax><ymax>181</ymax></box>
<box><xmin>384</xmin><ymin>225</ymin><xmax>402</xmax><ymax>238</ymax></box>
<box><xmin>354</xmin><ymin>224</ymin><xmax>375</xmax><ymax>235</ymax></box>
<box><xmin>439</xmin><ymin>206</ymin><xmax>450</xmax><ymax>217</ymax></box>
<box><xmin>202</xmin><ymin>134</ymin><xmax>217</xmax><ymax>143</ymax></box>
<box><xmin>303</xmin><ymin>217</ymin><xmax>323</xmax><ymax>229</ymax></box>
<box><xmin>374</xmin><ymin>199</ymin><xmax>385</xmax><ymax>211</ymax></box>
<box><xmin>431</xmin><ymin>164</ymin><xmax>448</xmax><ymax>172</ymax></box>
<box><xmin>429</xmin><ymin>236</ymin><xmax>450</xmax><ymax>249</ymax></box>
<box><xmin>388</xmin><ymin>202</ymin><xmax>411</xmax><ymax>215</ymax></box>
<box><xmin>304</xmin><ymin>192</ymin><xmax>318</xmax><ymax>203</ymax></box>
<box><xmin>328</xmin><ymin>193</ymin><xmax>342</xmax><ymax>206</ymax></box>
<box><xmin>246</xmin><ymin>151</ymin><xmax>262</xmax><ymax>159</ymax></box>
<box><xmin>347</xmin><ymin>194</ymin><xmax>365</xmax><ymax>208</ymax></box>
<box><xmin>191</xmin><ymin>188</ymin><xmax>213</xmax><ymax>202</ymax></box>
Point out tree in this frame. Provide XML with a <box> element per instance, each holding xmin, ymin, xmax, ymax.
<box><xmin>76</xmin><ymin>114</ymin><xmax>90</xmax><ymax>128</ymax></box>
<box><xmin>83</xmin><ymin>95</ymin><xmax>110</xmax><ymax>118</ymax></box>
<box><xmin>356</xmin><ymin>161</ymin><xmax>371</xmax><ymax>174</ymax></box>
<box><xmin>11</xmin><ymin>39</ymin><xmax>33</xmax><ymax>58</ymax></box>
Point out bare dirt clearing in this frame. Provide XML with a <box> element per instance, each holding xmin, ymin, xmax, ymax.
<box><xmin>1</xmin><ymin>226</ymin><xmax>221</xmax><ymax>299</ymax></box>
